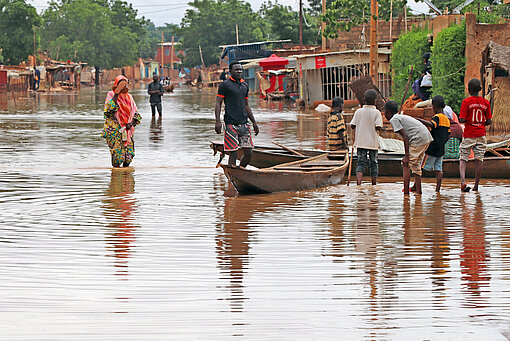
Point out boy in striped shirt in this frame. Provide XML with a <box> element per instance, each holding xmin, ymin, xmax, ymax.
<box><xmin>327</xmin><ymin>97</ymin><xmax>347</xmax><ymax>151</ymax></box>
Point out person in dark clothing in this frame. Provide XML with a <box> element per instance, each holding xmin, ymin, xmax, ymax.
<box><xmin>416</xmin><ymin>95</ymin><xmax>451</xmax><ymax>192</ymax></box>
<box><xmin>412</xmin><ymin>52</ymin><xmax>432</xmax><ymax>100</ymax></box>
<box><xmin>214</xmin><ymin>61</ymin><xmax>259</xmax><ymax>167</ymax></box>
<box><xmin>148</xmin><ymin>73</ymin><xmax>164</xmax><ymax>117</ymax></box>
<box><xmin>220</xmin><ymin>68</ymin><xmax>228</xmax><ymax>81</ymax></box>
<box><xmin>34</xmin><ymin>68</ymin><xmax>40</xmax><ymax>90</ymax></box>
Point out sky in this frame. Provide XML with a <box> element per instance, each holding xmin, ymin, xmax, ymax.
<box><xmin>29</xmin><ymin>0</ymin><xmax>431</xmax><ymax>27</ymax></box>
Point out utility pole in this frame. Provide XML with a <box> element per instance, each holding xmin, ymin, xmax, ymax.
<box><xmin>236</xmin><ymin>24</ymin><xmax>239</xmax><ymax>45</ymax></box>
<box><xmin>170</xmin><ymin>35</ymin><xmax>175</xmax><ymax>72</ymax></box>
<box><xmin>299</xmin><ymin>0</ymin><xmax>303</xmax><ymax>53</ymax></box>
<box><xmin>161</xmin><ymin>31</ymin><xmax>164</xmax><ymax>77</ymax></box>
<box><xmin>321</xmin><ymin>0</ymin><xmax>326</xmax><ymax>51</ymax></box>
<box><xmin>33</xmin><ymin>25</ymin><xmax>36</xmax><ymax>67</ymax></box>
<box><xmin>369</xmin><ymin>0</ymin><xmax>379</xmax><ymax>85</ymax></box>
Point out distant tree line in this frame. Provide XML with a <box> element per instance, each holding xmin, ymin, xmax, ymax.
<box><xmin>0</xmin><ymin>0</ymin><xmax>321</xmax><ymax>69</ymax></box>
<box><xmin>0</xmin><ymin>0</ymin><xmax>507</xmax><ymax>69</ymax></box>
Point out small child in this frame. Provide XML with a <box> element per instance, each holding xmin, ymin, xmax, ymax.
<box><xmin>350</xmin><ymin>89</ymin><xmax>383</xmax><ymax>185</ymax></box>
<box><xmin>327</xmin><ymin>97</ymin><xmax>347</xmax><ymax>151</ymax></box>
<box><xmin>384</xmin><ymin>100</ymin><xmax>433</xmax><ymax>194</ymax></box>
<box><xmin>458</xmin><ymin>78</ymin><xmax>492</xmax><ymax>192</ymax></box>
<box><xmin>416</xmin><ymin>95</ymin><xmax>451</xmax><ymax>192</ymax></box>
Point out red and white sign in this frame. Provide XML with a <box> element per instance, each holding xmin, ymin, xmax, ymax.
<box><xmin>315</xmin><ymin>56</ymin><xmax>326</xmax><ymax>69</ymax></box>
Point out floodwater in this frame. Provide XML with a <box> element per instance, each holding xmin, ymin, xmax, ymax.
<box><xmin>1</xmin><ymin>86</ymin><xmax>510</xmax><ymax>340</ymax></box>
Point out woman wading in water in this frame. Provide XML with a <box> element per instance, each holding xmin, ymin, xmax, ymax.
<box><xmin>102</xmin><ymin>75</ymin><xmax>141</xmax><ymax>167</ymax></box>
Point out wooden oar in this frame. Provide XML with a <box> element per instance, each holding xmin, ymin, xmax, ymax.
<box><xmin>399</xmin><ymin>66</ymin><xmax>414</xmax><ymax>110</ymax></box>
<box><xmin>272</xmin><ymin>141</ymin><xmax>305</xmax><ymax>157</ymax></box>
<box><xmin>346</xmin><ymin>144</ymin><xmax>354</xmax><ymax>186</ymax></box>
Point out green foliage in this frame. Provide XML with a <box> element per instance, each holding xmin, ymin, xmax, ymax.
<box><xmin>431</xmin><ymin>22</ymin><xmax>466</xmax><ymax>113</ymax></box>
<box><xmin>463</xmin><ymin>2</ymin><xmax>507</xmax><ymax>23</ymax></box>
<box><xmin>179</xmin><ymin>0</ymin><xmax>269</xmax><ymax>67</ymax></box>
<box><xmin>41</xmin><ymin>0</ymin><xmax>146</xmax><ymax>68</ymax></box>
<box><xmin>141</xmin><ymin>23</ymin><xmax>181</xmax><ymax>60</ymax></box>
<box><xmin>321</xmin><ymin>0</ymin><xmax>406</xmax><ymax>38</ymax></box>
<box><xmin>390</xmin><ymin>27</ymin><xmax>431</xmax><ymax>102</ymax></box>
<box><xmin>308</xmin><ymin>0</ymin><xmax>335</xmax><ymax>15</ymax></box>
<box><xmin>0</xmin><ymin>0</ymin><xmax>42</xmax><ymax>64</ymax></box>
<box><xmin>259</xmin><ymin>1</ymin><xmax>318</xmax><ymax>45</ymax></box>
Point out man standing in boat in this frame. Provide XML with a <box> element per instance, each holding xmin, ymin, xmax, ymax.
<box><xmin>215</xmin><ymin>61</ymin><xmax>259</xmax><ymax>167</ymax></box>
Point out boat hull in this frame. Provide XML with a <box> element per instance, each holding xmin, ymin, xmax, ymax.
<box><xmin>222</xmin><ymin>165</ymin><xmax>348</xmax><ymax>194</ymax></box>
<box><xmin>352</xmin><ymin>155</ymin><xmax>510</xmax><ymax>178</ymax></box>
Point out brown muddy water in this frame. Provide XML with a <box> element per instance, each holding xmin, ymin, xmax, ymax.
<box><xmin>1</xmin><ymin>87</ymin><xmax>510</xmax><ymax>340</ymax></box>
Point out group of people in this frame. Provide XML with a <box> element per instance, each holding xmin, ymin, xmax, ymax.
<box><xmin>100</xmin><ymin>61</ymin><xmax>492</xmax><ymax>197</ymax></box>
<box><xmin>327</xmin><ymin>78</ymin><xmax>492</xmax><ymax>194</ymax></box>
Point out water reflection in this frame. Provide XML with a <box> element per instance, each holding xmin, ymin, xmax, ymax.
<box><xmin>460</xmin><ymin>193</ymin><xmax>490</xmax><ymax>307</ymax></box>
<box><xmin>102</xmin><ymin>168</ymin><xmax>138</xmax><ymax>277</ymax></box>
<box><xmin>149</xmin><ymin>115</ymin><xmax>163</xmax><ymax>145</ymax></box>
<box><xmin>216</xmin><ymin>195</ymin><xmax>254</xmax><ymax>313</ymax></box>
<box><xmin>426</xmin><ymin>194</ymin><xmax>451</xmax><ymax>304</ymax></box>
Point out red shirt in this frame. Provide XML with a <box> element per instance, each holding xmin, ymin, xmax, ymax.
<box><xmin>459</xmin><ymin>96</ymin><xmax>492</xmax><ymax>138</ymax></box>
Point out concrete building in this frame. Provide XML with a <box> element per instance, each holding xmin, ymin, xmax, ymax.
<box><xmin>295</xmin><ymin>48</ymin><xmax>392</xmax><ymax>107</ymax></box>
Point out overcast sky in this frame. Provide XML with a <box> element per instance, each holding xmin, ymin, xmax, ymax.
<box><xmin>29</xmin><ymin>0</ymin><xmax>430</xmax><ymax>27</ymax></box>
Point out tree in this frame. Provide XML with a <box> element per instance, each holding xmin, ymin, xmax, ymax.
<box><xmin>390</xmin><ymin>27</ymin><xmax>431</xmax><ymax>102</ymax></box>
<box><xmin>0</xmin><ymin>0</ymin><xmax>42</xmax><ymax>64</ymax></box>
<box><xmin>179</xmin><ymin>0</ymin><xmax>268</xmax><ymax>67</ymax></box>
<box><xmin>41</xmin><ymin>0</ymin><xmax>142</xmax><ymax>69</ymax></box>
<box><xmin>321</xmin><ymin>0</ymin><xmax>406</xmax><ymax>38</ymax></box>
<box><xmin>307</xmin><ymin>0</ymin><xmax>335</xmax><ymax>15</ymax></box>
<box><xmin>141</xmin><ymin>23</ymin><xmax>181</xmax><ymax>60</ymax></box>
<box><xmin>259</xmin><ymin>1</ymin><xmax>319</xmax><ymax>44</ymax></box>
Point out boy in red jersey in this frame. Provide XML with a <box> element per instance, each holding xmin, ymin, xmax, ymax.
<box><xmin>459</xmin><ymin>79</ymin><xmax>492</xmax><ymax>192</ymax></box>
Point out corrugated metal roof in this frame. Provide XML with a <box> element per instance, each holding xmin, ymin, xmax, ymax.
<box><xmin>293</xmin><ymin>48</ymin><xmax>391</xmax><ymax>59</ymax></box>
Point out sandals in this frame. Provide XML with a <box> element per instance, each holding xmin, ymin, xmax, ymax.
<box><xmin>461</xmin><ymin>183</ymin><xmax>471</xmax><ymax>192</ymax></box>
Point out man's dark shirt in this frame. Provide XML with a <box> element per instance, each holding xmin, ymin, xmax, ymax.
<box><xmin>426</xmin><ymin>113</ymin><xmax>451</xmax><ymax>157</ymax></box>
<box><xmin>217</xmin><ymin>76</ymin><xmax>249</xmax><ymax>125</ymax></box>
<box><xmin>148</xmin><ymin>81</ymin><xmax>164</xmax><ymax>103</ymax></box>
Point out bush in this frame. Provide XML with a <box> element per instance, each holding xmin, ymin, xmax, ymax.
<box><xmin>431</xmin><ymin>22</ymin><xmax>466</xmax><ymax>113</ymax></box>
<box><xmin>390</xmin><ymin>26</ymin><xmax>431</xmax><ymax>103</ymax></box>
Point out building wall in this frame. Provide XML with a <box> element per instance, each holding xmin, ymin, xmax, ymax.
<box><xmin>155</xmin><ymin>46</ymin><xmax>180</xmax><ymax>65</ymax></box>
<box><xmin>329</xmin><ymin>17</ymin><xmax>423</xmax><ymax>50</ymax></box>
<box><xmin>465</xmin><ymin>13</ymin><xmax>510</xmax><ymax>89</ymax></box>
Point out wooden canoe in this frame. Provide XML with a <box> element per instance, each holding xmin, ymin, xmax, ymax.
<box><xmin>352</xmin><ymin>153</ymin><xmax>510</xmax><ymax>178</ymax></box>
<box><xmin>212</xmin><ymin>141</ymin><xmax>510</xmax><ymax>178</ymax></box>
<box><xmin>210</xmin><ymin>141</ymin><xmax>324</xmax><ymax>168</ymax></box>
<box><xmin>221</xmin><ymin>151</ymin><xmax>349</xmax><ymax>195</ymax></box>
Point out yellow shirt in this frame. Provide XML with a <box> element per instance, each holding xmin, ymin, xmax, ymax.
<box><xmin>327</xmin><ymin>111</ymin><xmax>346</xmax><ymax>150</ymax></box>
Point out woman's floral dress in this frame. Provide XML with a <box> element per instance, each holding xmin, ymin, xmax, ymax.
<box><xmin>101</xmin><ymin>99</ymin><xmax>141</xmax><ymax>167</ymax></box>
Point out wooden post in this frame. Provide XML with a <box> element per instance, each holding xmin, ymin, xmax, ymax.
<box><xmin>321</xmin><ymin>0</ymin><xmax>326</xmax><ymax>51</ymax></box>
<box><xmin>161</xmin><ymin>31</ymin><xmax>164</xmax><ymax>76</ymax></box>
<box><xmin>170</xmin><ymin>35</ymin><xmax>174</xmax><ymax>74</ymax></box>
<box><xmin>199</xmin><ymin>45</ymin><xmax>205</xmax><ymax>67</ymax></box>
<box><xmin>235</xmin><ymin>24</ymin><xmax>239</xmax><ymax>45</ymax></box>
<box><xmin>404</xmin><ymin>5</ymin><xmax>408</xmax><ymax>32</ymax></box>
<box><xmin>33</xmin><ymin>25</ymin><xmax>36</xmax><ymax>67</ymax></box>
<box><xmin>369</xmin><ymin>0</ymin><xmax>379</xmax><ymax>84</ymax></box>
<box><xmin>389</xmin><ymin>0</ymin><xmax>393</xmax><ymax>41</ymax></box>
<box><xmin>299</xmin><ymin>0</ymin><xmax>303</xmax><ymax>53</ymax></box>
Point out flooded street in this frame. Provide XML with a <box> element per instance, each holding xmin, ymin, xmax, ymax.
<box><xmin>1</xmin><ymin>86</ymin><xmax>510</xmax><ymax>340</ymax></box>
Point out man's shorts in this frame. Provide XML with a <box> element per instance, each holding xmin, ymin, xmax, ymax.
<box><xmin>408</xmin><ymin>142</ymin><xmax>430</xmax><ymax>176</ymax></box>
<box><xmin>224</xmin><ymin>123</ymin><xmax>254</xmax><ymax>152</ymax></box>
<box><xmin>150</xmin><ymin>102</ymin><xmax>162</xmax><ymax>114</ymax></box>
<box><xmin>422</xmin><ymin>154</ymin><xmax>443</xmax><ymax>172</ymax></box>
<box><xmin>459</xmin><ymin>136</ymin><xmax>487</xmax><ymax>162</ymax></box>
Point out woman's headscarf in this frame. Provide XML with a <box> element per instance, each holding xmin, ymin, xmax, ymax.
<box><xmin>105</xmin><ymin>75</ymin><xmax>137</xmax><ymax>146</ymax></box>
